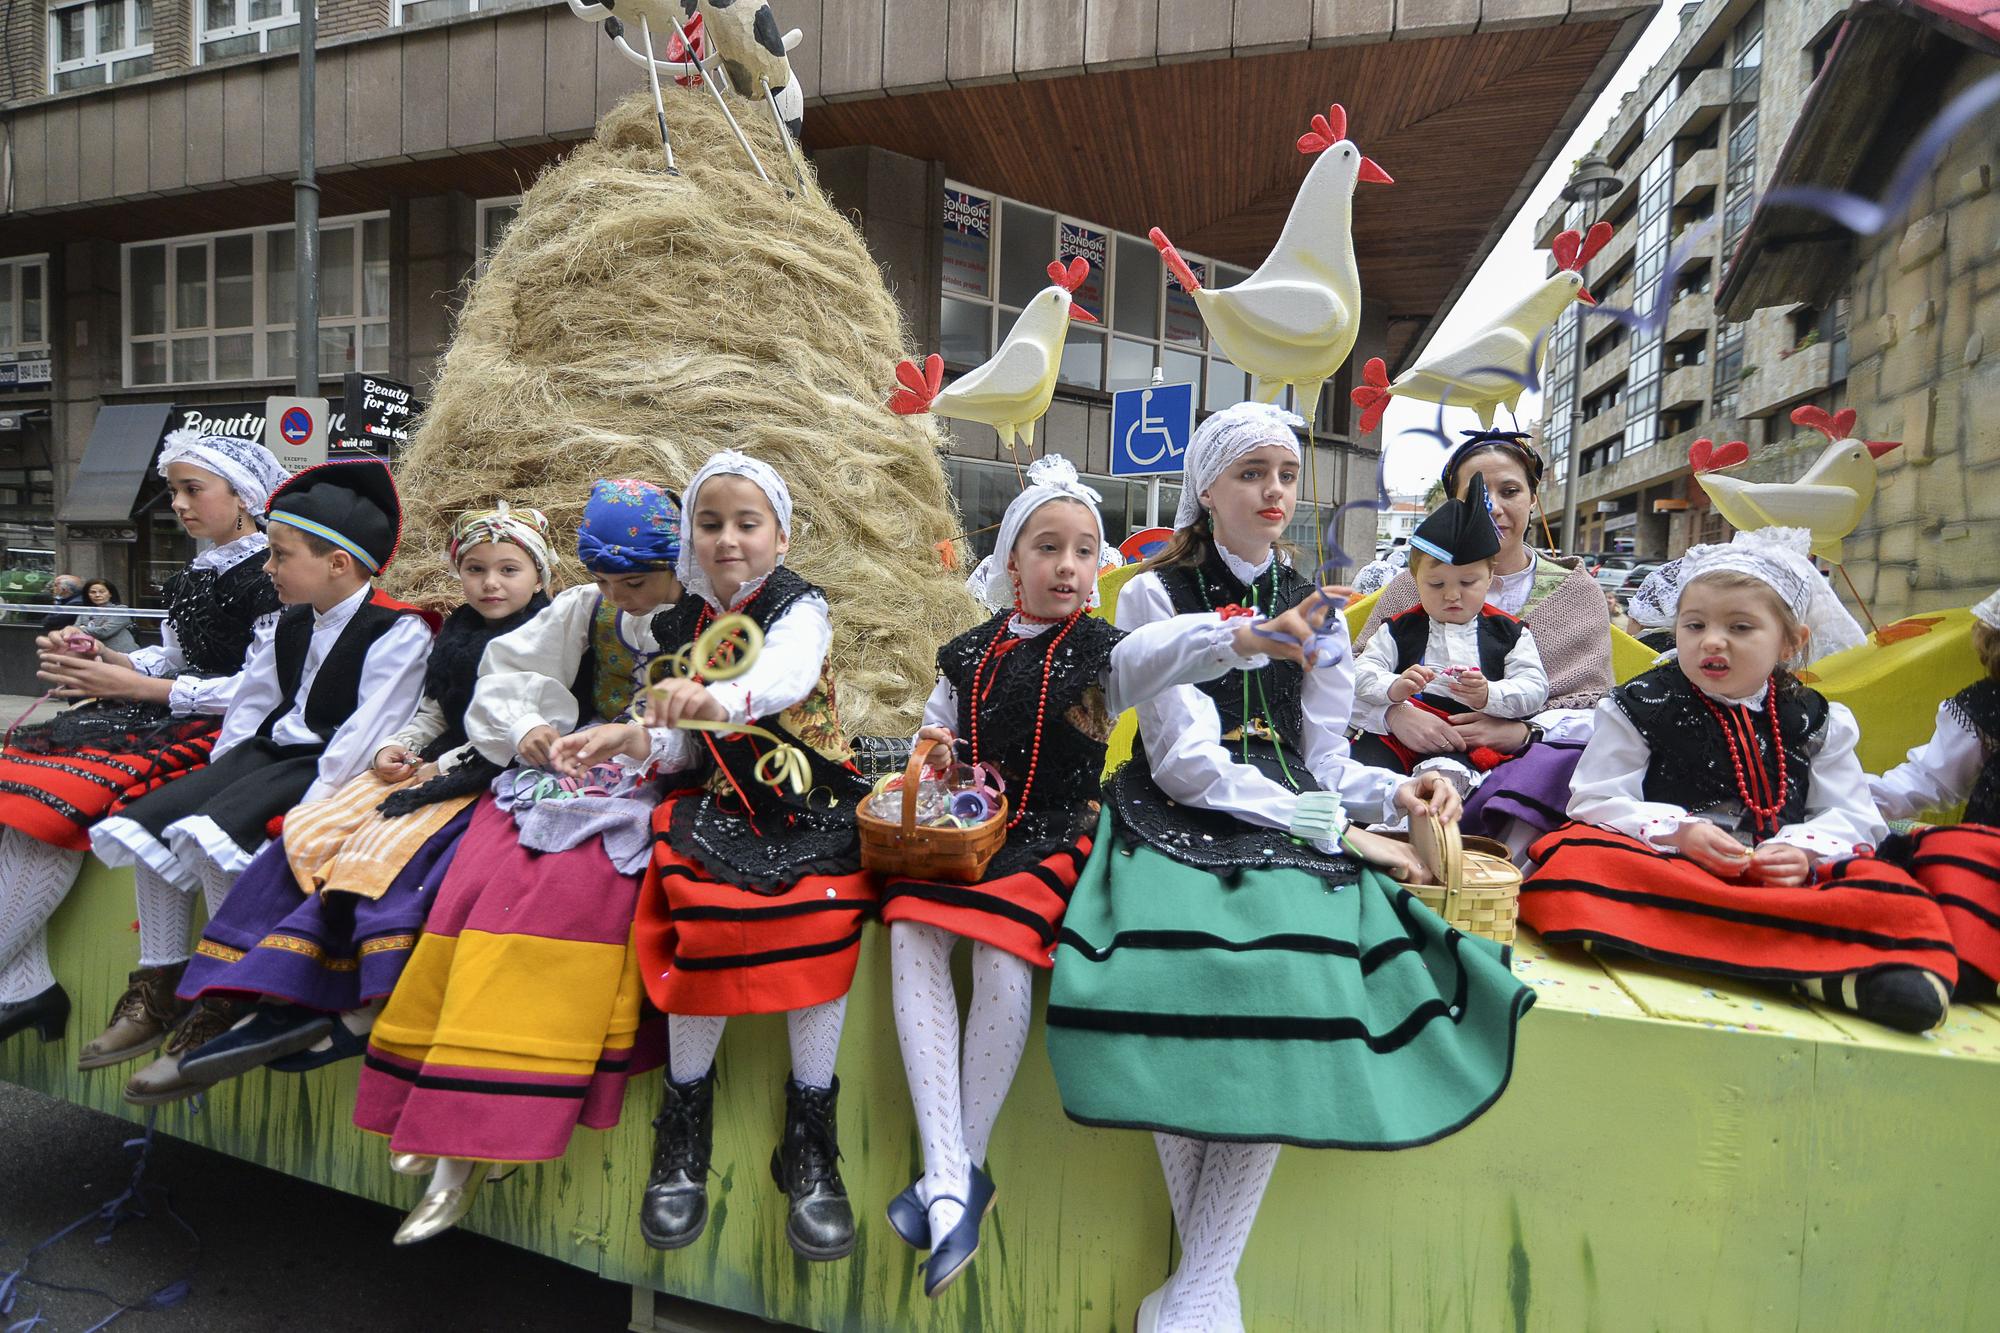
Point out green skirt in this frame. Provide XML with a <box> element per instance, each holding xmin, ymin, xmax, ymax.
<box><xmin>1045</xmin><ymin>808</ymin><xmax>1534</xmax><ymax>1149</ymax></box>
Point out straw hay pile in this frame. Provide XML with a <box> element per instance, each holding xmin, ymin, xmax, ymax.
<box><xmin>389</xmin><ymin>85</ymin><xmax>981</xmax><ymax>735</ymax></box>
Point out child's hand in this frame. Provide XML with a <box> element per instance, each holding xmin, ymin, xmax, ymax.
<box><xmin>1388</xmin><ymin>664</ymin><xmax>1436</xmax><ymax>704</ymax></box>
<box><xmin>549</xmin><ymin>723</ymin><xmax>649</xmax><ymax>777</ymax></box>
<box><xmin>1748</xmin><ymin>841</ymin><xmax>1810</xmax><ymax>886</ymax></box>
<box><xmin>648</xmin><ymin>679</ymin><xmax>727</xmax><ymax>727</ymax></box>
<box><xmin>915</xmin><ymin>725</ymin><xmax>956</xmax><ymax>766</ymax></box>
<box><xmin>1341</xmin><ymin>826</ymin><xmax>1433</xmax><ymax>884</ymax></box>
<box><xmin>1445</xmin><ymin>667</ymin><xmax>1490</xmax><ymax>709</ymax></box>
<box><xmin>36</xmin><ymin>629</ymin><xmax>97</xmax><ymax>658</ymax></box>
<box><xmin>1238</xmin><ymin>592</ymin><xmax>1343</xmax><ymax>669</ymax></box>
<box><xmin>1395</xmin><ymin>771</ymin><xmax>1463</xmax><ymax>825</ymax></box>
<box><xmin>517</xmin><ymin>724</ymin><xmax>559</xmax><ymax>768</ymax></box>
<box><xmin>1671</xmin><ymin>822</ymin><xmax>1754</xmax><ymax>878</ymax></box>
<box><xmin>35</xmin><ymin>654</ymin><xmax>144</xmax><ymax>701</ymax></box>
<box><xmin>373</xmin><ymin>744</ymin><xmax>421</xmax><ymax>781</ymax></box>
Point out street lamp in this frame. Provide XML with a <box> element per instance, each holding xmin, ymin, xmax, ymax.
<box><xmin>1557</xmin><ymin>152</ymin><xmax>1623</xmax><ymax>555</ymax></box>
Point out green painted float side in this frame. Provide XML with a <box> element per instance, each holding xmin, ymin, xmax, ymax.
<box><xmin>8</xmin><ymin>860</ymin><xmax>2000</xmax><ymax>1329</ymax></box>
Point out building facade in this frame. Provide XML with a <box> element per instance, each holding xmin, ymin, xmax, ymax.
<box><xmin>0</xmin><ymin>0</ymin><xmax>1651</xmax><ymax>605</ymax></box>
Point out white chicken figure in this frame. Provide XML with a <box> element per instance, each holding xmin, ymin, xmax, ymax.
<box><xmin>888</xmin><ymin>257</ymin><xmax>1099</xmax><ymax>454</ymax></box>
<box><xmin>1693</xmin><ymin>405</ymin><xmax>1901</xmax><ymax>561</ymax></box>
<box><xmin>1148</xmin><ymin>104</ymin><xmax>1392</xmax><ymax>423</ymax></box>
<box><xmin>1350</xmin><ymin>222</ymin><xmax>1613</xmax><ymax>434</ymax></box>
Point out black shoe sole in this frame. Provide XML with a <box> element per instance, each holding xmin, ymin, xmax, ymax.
<box><xmin>785</xmin><ymin>1225</ymin><xmax>857</xmax><ymax>1263</ymax></box>
<box><xmin>638</xmin><ymin>1200</ymin><xmax>709</xmax><ymax>1252</ymax></box>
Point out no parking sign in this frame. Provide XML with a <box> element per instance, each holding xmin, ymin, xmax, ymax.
<box><xmin>263</xmin><ymin>396</ymin><xmax>330</xmax><ymax>471</ymax></box>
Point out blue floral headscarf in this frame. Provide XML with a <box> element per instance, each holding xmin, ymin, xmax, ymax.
<box><xmin>576</xmin><ymin>478</ymin><xmax>681</xmax><ymax>573</ymax></box>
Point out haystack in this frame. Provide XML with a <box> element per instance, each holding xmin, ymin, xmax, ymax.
<box><xmin>389</xmin><ymin>85</ymin><xmax>980</xmax><ymax>735</ymax></box>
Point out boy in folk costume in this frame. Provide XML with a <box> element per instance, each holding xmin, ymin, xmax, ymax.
<box><xmin>1522</xmin><ymin>528</ymin><xmax>1957</xmax><ymax>1032</ymax></box>
<box><xmin>88</xmin><ymin>462</ymin><xmax>435</xmax><ymax>1098</ymax></box>
<box><xmin>156</xmin><ymin>504</ymin><xmax>555</xmax><ymax>1092</ymax></box>
<box><xmin>1351</xmin><ymin>472</ymin><xmax>1549</xmax><ymax>796</ymax></box>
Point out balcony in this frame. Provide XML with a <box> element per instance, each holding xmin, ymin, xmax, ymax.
<box><xmin>1667</xmin><ymin>289</ymin><xmax>1714</xmax><ymax>342</ymax></box>
<box><xmin>1672</xmin><ymin>67</ymin><xmax>1733</xmax><ymax>140</ymax></box>
<box><xmin>1579</xmin><ymin>403</ymin><xmax>1626</xmax><ymax>451</ymax></box>
<box><xmin>1742</xmin><ymin>340</ymin><xmax>1836</xmax><ymax>418</ymax></box>
<box><xmin>1674</xmin><ymin>148</ymin><xmax>1721</xmax><ymax>206</ymax></box>
<box><xmin>1580</xmin><ymin>349</ymin><xmax>1628</xmax><ymax>401</ymax></box>
<box><xmin>1661</xmin><ymin>364</ymin><xmax>1709</xmax><ymax>413</ymax></box>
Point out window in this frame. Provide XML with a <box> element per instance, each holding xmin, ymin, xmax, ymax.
<box><xmin>478</xmin><ymin>197</ymin><xmax>521</xmax><ymax>273</ymax></box>
<box><xmin>199</xmin><ymin>0</ymin><xmax>298</xmax><ymax>62</ymax></box>
<box><xmin>48</xmin><ymin>0</ymin><xmax>152</xmax><ymax>92</ymax></box>
<box><xmin>396</xmin><ymin>0</ymin><xmax>485</xmax><ymax>24</ymax></box>
<box><xmin>123</xmin><ymin>215</ymin><xmax>390</xmax><ymax>388</ymax></box>
<box><xmin>0</xmin><ymin>257</ymin><xmax>51</xmax><ymax>354</ymax></box>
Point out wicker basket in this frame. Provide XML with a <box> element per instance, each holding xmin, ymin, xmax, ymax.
<box><xmin>857</xmin><ymin>742</ymin><xmax>1009</xmax><ymax>883</ymax></box>
<box><xmin>1393</xmin><ymin>812</ymin><xmax>1522</xmax><ymax>945</ymax></box>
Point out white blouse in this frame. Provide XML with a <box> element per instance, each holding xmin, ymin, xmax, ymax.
<box><xmin>1120</xmin><ymin>560</ymin><xmax>1404</xmax><ymax>837</ymax></box>
<box><xmin>1568</xmin><ymin>689</ymin><xmax>1885</xmax><ymax>863</ymax></box>
<box><xmin>635</xmin><ymin>595</ymin><xmax>832</xmax><ymax>774</ymax></box>
<box><xmin>126</xmin><ymin>533</ymin><xmax>280</xmax><ymax>717</ymax></box>
<box><xmin>1351</xmin><ymin>616</ymin><xmax>1548</xmax><ymax>731</ymax></box>
<box><xmin>465</xmin><ymin>585</ymin><xmax>665</xmax><ymax>764</ymax></box>
<box><xmin>1870</xmin><ymin>702</ymin><xmax>1988</xmax><ymax>821</ymax></box>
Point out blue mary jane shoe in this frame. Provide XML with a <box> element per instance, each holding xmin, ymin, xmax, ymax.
<box><xmin>921</xmin><ymin>1165</ymin><xmax>996</xmax><ymax>1298</ymax></box>
<box><xmin>887</xmin><ymin>1179</ymin><xmax>930</xmax><ymax>1250</ymax></box>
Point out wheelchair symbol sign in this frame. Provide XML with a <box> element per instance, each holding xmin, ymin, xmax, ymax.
<box><xmin>1111</xmin><ymin>382</ymin><xmax>1194</xmax><ymax>477</ymax></box>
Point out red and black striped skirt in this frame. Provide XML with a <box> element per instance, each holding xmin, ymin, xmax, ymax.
<box><xmin>636</xmin><ymin>795</ymin><xmax>877</xmax><ymax>1016</ymax></box>
<box><xmin>879</xmin><ymin>834</ymin><xmax>1091</xmax><ymax>968</ymax></box>
<box><xmin>1885</xmin><ymin>823</ymin><xmax>2000</xmax><ymax>987</ymax></box>
<box><xmin>0</xmin><ymin>719</ymin><xmax>221</xmax><ymax>851</ymax></box>
<box><xmin>1521</xmin><ymin>823</ymin><xmax>1959</xmax><ymax>988</ymax></box>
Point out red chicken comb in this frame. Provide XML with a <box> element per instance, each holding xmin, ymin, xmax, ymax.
<box><xmin>1688</xmin><ymin>438</ymin><xmax>1749</xmax><ymax>474</ymax></box>
<box><xmin>1790</xmin><ymin>405</ymin><xmax>1859</xmax><ymax>441</ymax></box>
<box><xmin>888</xmin><ymin>354</ymin><xmax>944</xmax><ymax>415</ymax></box>
<box><xmin>1297</xmin><ymin>104</ymin><xmax>1349</xmax><ymax>155</ymax></box>
<box><xmin>1553</xmin><ymin>222</ymin><xmax>1614</xmax><ymax>273</ymax></box>
<box><xmin>1045</xmin><ymin>256</ymin><xmax>1091</xmax><ymax>293</ymax></box>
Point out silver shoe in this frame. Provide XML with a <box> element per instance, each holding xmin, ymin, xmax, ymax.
<box><xmin>389</xmin><ymin>1153</ymin><xmax>436</xmax><ymax>1176</ymax></box>
<box><xmin>392</xmin><ymin>1162</ymin><xmax>492</xmax><ymax>1245</ymax></box>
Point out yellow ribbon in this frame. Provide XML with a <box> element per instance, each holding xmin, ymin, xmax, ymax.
<box><xmin>645</xmin><ymin>613</ymin><xmax>812</xmax><ymax>797</ymax></box>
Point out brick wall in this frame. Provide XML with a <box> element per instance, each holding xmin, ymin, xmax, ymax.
<box><xmin>153</xmin><ymin>0</ymin><xmax>192</xmax><ymax>74</ymax></box>
<box><xmin>4</xmin><ymin>1</ymin><xmax>45</xmax><ymax>103</ymax></box>
<box><xmin>321</xmin><ymin>0</ymin><xmax>392</xmax><ymax>42</ymax></box>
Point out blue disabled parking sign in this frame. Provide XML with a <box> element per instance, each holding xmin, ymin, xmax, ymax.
<box><xmin>1111</xmin><ymin>381</ymin><xmax>1194</xmax><ymax>477</ymax></box>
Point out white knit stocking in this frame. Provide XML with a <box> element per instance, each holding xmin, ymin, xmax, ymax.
<box><xmin>196</xmin><ymin>858</ymin><xmax>235</xmax><ymax>920</ymax></box>
<box><xmin>667</xmin><ymin>1013</ymin><xmax>726</xmax><ymax>1084</ymax></box>
<box><xmin>959</xmin><ymin>942</ymin><xmax>1033</xmax><ymax>1167</ymax></box>
<box><xmin>786</xmin><ymin>995</ymin><xmax>846</xmax><ymax>1090</ymax></box>
<box><xmin>1153</xmin><ymin>1132</ymin><xmax>1207</xmax><ymax>1239</ymax></box>
<box><xmin>134</xmin><ymin>862</ymin><xmax>196</xmax><ymax>968</ymax></box>
<box><xmin>0</xmin><ymin>829</ymin><xmax>83</xmax><ymax>1002</ymax></box>
<box><xmin>890</xmin><ymin>921</ymin><xmax>970</xmax><ymax>1237</ymax></box>
<box><xmin>1157</xmin><ymin>1141</ymin><xmax>1279</xmax><ymax>1333</ymax></box>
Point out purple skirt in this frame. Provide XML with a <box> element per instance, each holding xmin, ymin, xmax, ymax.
<box><xmin>179</xmin><ymin>803</ymin><xmax>477</xmax><ymax>1012</ymax></box>
<box><xmin>1461</xmin><ymin>741</ymin><xmax>1587</xmax><ymax>840</ymax></box>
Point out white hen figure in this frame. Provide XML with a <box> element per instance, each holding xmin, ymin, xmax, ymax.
<box><xmin>1694</xmin><ymin>405</ymin><xmax>1901</xmax><ymax>562</ymax></box>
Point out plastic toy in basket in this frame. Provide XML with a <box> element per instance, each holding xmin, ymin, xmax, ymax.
<box><xmin>858</xmin><ymin>740</ymin><xmax>1010</xmax><ymax>882</ymax></box>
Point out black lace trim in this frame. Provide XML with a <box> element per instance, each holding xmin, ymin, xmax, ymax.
<box><xmin>1945</xmin><ymin>681</ymin><xmax>2000</xmax><ymax>825</ymax></box>
<box><xmin>664</xmin><ymin>796</ymin><xmax>861</xmax><ymax>893</ymax></box>
<box><xmin>1104</xmin><ymin>747</ymin><xmax>1359</xmax><ymax>881</ymax></box>
<box><xmin>376</xmin><ymin>754</ymin><xmax>505</xmax><ymax>818</ymax></box>
<box><xmin>166</xmin><ymin>555</ymin><xmax>283</xmax><ymax>678</ymax></box>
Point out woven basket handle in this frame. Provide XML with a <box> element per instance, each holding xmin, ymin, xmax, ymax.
<box><xmin>900</xmin><ymin>739</ymin><xmax>950</xmax><ymax>835</ymax></box>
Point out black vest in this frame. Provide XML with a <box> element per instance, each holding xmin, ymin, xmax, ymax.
<box><xmin>1612</xmin><ymin>664</ymin><xmax>1830</xmax><ymax>837</ymax></box>
<box><xmin>1945</xmin><ymin>679</ymin><xmax>2000</xmax><ymax>825</ymax></box>
<box><xmin>259</xmin><ymin>592</ymin><xmax>429</xmax><ymax>743</ymax></box>
<box><xmin>164</xmin><ymin>551</ymin><xmax>284</xmax><ymax>679</ymax></box>
<box><xmin>1382</xmin><ymin>604</ymin><xmax>1525</xmax><ymax>716</ymax></box>
<box><xmin>1152</xmin><ymin>549</ymin><xmax>1315</xmax><ymax>747</ymax></box>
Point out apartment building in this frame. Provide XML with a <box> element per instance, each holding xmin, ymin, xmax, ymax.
<box><xmin>0</xmin><ymin>0</ymin><xmax>1653</xmax><ymax>609</ymax></box>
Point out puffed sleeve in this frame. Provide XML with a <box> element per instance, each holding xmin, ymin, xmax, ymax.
<box><xmin>635</xmin><ymin>597</ymin><xmax>831</xmax><ymax>774</ymax></box>
<box><xmin>465</xmin><ymin>586</ymin><xmax>600</xmax><ymax>764</ymax></box>
<box><xmin>1101</xmin><ymin>613</ymin><xmax>1268</xmax><ymax>716</ymax></box>
<box><xmin>1565</xmin><ymin>700</ymin><xmax>1700</xmax><ymax>849</ymax></box>
<box><xmin>1870</xmin><ymin>703</ymin><xmax>1987</xmax><ymax>822</ymax></box>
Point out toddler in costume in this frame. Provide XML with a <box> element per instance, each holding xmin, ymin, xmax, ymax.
<box><xmin>354</xmin><ymin>478</ymin><xmax>682</xmax><ymax>1246</ymax></box>
<box><xmin>567</xmin><ymin>452</ymin><xmax>875</xmax><ymax>1263</ymax></box>
<box><xmin>0</xmin><ymin>432</ymin><xmax>284</xmax><ymax>1050</ymax></box>
<box><xmin>883</xmin><ymin>454</ymin><xmax>1339</xmax><ymax>1297</ymax></box>
<box><xmin>1351</xmin><ymin>471</ymin><xmax>1548</xmax><ymax>795</ymax></box>
<box><xmin>1047</xmin><ymin>403</ymin><xmax>1531</xmax><ymax>1333</ymax></box>
<box><xmin>1521</xmin><ymin>527</ymin><xmax>1957</xmax><ymax>1032</ymax></box>
<box><xmin>1866</xmin><ymin>587</ymin><xmax>2000</xmax><ymax>999</ymax></box>
<box><xmin>160</xmin><ymin>503</ymin><xmax>554</xmax><ymax>1094</ymax></box>
<box><xmin>89</xmin><ymin>461</ymin><xmax>435</xmax><ymax>1099</ymax></box>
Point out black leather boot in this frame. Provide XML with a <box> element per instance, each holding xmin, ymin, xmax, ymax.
<box><xmin>0</xmin><ymin>982</ymin><xmax>69</xmax><ymax>1045</ymax></box>
<box><xmin>639</xmin><ymin>1067</ymin><xmax>715</xmax><ymax>1250</ymax></box>
<box><xmin>769</xmin><ymin>1075</ymin><xmax>856</xmax><ymax>1261</ymax></box>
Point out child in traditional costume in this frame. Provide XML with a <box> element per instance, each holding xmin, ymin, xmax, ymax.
<box><xmin>160</xmin><ymin>503</ymin><xmax>554</xmax><ymax>1092</ymax></box>
<box><xmin>354</xmin><ymin>478</ymin><xmax>682</xmax><ymax>1246</ymax></box>
<box><xmin>0</xmin><ymin>431</ymin><xmax>285</xmax><ymax>1049</ymax></box>
<box><xmin>1866</xmin><ymin>588</ymin><xmax>2000</xmax><ymax>1000</ymax></box>
<box><xmin>882</xmin><ymin>453</ymin><xmax>1339</xmax><ymax>1297</ymax></box>
<box><xmin>562</xmin><ymin>452</ymin><xmax>869</xmax><ymax>1262</ymax></box>
<box><xmin>87</xmin><ymin>462</ymin><xmax>435</xmax><ymax>1099</ymax></box>
<box><xmin>1522</xmin><ymin>528</ymin><xmax>1957</xmax><ymax>1032</ymax></box>
<box><xmin>1046</xmin><ymin>403</ymin><xmax>1531</xmax><ymax>1333</ymax></box>
<box><xmin>1351</xmin><ymin>473</ymin><xmax>1549</xmax><ymax>796</ymax></box>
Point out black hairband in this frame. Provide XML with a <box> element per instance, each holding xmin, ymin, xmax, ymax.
<box><xmin>1442</xmin><ymin>431</ymin><xmax>1543</xmax><ymax>494</ymax></box>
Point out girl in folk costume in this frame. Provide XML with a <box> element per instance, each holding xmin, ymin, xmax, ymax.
<box><xmin>1046</xmin><ymin>404</ymin><xmax>1532</xmax><ymax>1333</ymax></box>
<box><xmin>885</xmin><ymin>454</ymin><xmax>1338</xmax><ymax>1297</ymax></box>
<box><xmin>162</xmin><ymin>504</ymin><xmax>555</xmax><ymax>1091</ymax></box>
<box><xmin>90</xmin><ymin>462</ymin><xmax>436</xmax><ymax>1102</ymax></box>
<box><xmin>1522</xmin><ymin>528</ymin><xmax>1957</xmax><ymax>1033</ymax></box>
<box><xmin>0</xmin><ymin>431</ymin><xmax>285</xmax><ymax>1049</ymax></box>
<box><xmin>1350</xmin><ymin>472</ymin><xmax>1549</xmax><ymax>796</ymax></box>
<box><xmin>1356</xmin><ymin>430</ymin><xmax>1616</xmax><ymax>859</ymax></box>
<box><xmin>563</xmin><ymin>452</ymin><xmax>872</xmax><ymax>1263</ymax></box>
<box><xmin>354</xmin><ymin>479</ymin><xmax>683</xmax><ymax>1246</ymax></box>
<box><xmin>1866</xmin><ymin>588</ymin><xmax>2000</xmax><ymax>1000</ymax></box>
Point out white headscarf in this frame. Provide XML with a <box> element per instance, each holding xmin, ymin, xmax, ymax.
<box><xmin>156</xmin><ymin>428</ymin><xmax>291</xmax><ymax>517</ymax></box>
<box><xmin>1675</xmin><ymin>528</ymin><xmax>1868</xmax><ymax>664</ymax></box>
<box><xmin>1973</xmin><ymin>588</ymin><xmax>2000</xmax><ymax>631</ymax></box>
<box><xmin>965</xmin><ymin>538</ymin><xmax>1122</xmax><ymax>613</ymax></box>
<box><xmin>1173</xmin><ymin>401</ymin><xmax>1305</xmax><ymax>530</ymax></box>
<box><xmin>676</xmin><ymin>450</ymin><xmax>795</xmax><ymax>608</ymax></box>
<box><xmin>979</xmin><ymin>455</ymin><xmax>1105</xmax><ymax>609</ymax></box>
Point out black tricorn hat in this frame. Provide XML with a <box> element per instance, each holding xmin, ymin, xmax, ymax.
<box><xmin>1410</xmin><ymin>470</ymin><xmax>1501</xmax><ymax>566</ymax></box>
<box><xmin>266</xmin><ymin>460</ymin><xmax>403</xmax><ymax>573</ymax></box>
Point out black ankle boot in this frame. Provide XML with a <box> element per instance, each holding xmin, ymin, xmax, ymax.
<box><xmin>639</xmin><ymin>1068</ymin><xmax>715</xmax><ymax>1250</ymax></box>
<box><xmin>0</xmin><ymin>982</ymin><xmax>69</xmax><ymax>1045</ymax></box>
<box><xmin>770</xmin><ymin>1075</ymin><xmax>856</xmax><ymax>1261</ymax></box>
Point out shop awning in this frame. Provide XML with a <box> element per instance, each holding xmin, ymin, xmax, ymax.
<box><xmin>60</xmin><ymin>403</ymin><xmax>174</xmax><ymax>524</ymax></box>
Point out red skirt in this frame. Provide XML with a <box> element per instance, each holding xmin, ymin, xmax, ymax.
<box><xmin>879</xmin><ymin>834</ymin><xmax>1091</xmax><ymax>968</ymax></box>
<box><xmin>636</xmin><ymin>795</ymin><xmax>877</xmax><ymax>1016</ymax></box>
<box><xmin>1521</xmin><ymin>823</ymin><xmax>1959</xmax><ymax>988</ymax></box>
<box><xmin>1892</xmin><ymin>823</ymin><xmax>2000</xmax><ymax>986</ymax></box>
<box><xmin>0</xmin><ymin>719</ymin><xmax>220</xmax><ymax>850</ymax></box>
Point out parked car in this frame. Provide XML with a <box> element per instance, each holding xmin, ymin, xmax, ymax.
<box><xmin>1610</xmin><ymin>562</ymin><xmax>1663</xmax><ymax>602</ymax></box>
